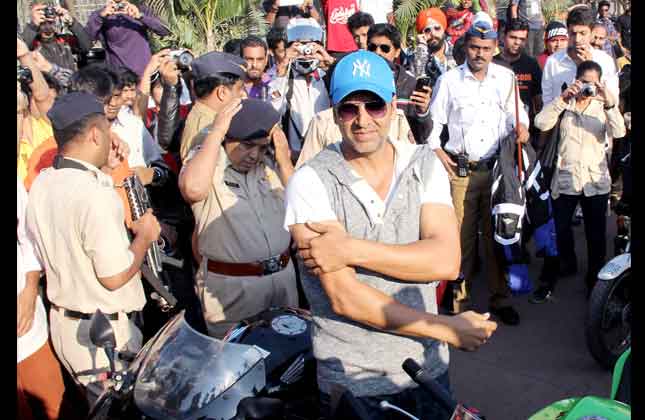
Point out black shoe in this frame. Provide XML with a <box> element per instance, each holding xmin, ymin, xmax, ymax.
<box><xmin>529</xmin><ymin>286</ymin><xmax>552</xmax><ymax>304</ymax></box>
<box><xmin>489</xmin><ymin>305</ymin><xmax>520</xmax><ymax>326</ymax></box>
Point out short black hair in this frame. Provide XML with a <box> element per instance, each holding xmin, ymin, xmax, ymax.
<box><xmin>223</xmin><ymin>38</ymin><xmax>243</xmax><ymax>56</ymax></box>
<box><xmin>240</xmin><ymin>35</ymin><xmax>268</xmax><ymax>56</ymax></box>
<box><xmin>348</xmin><ymin>12</ymin><xmax>374</xmax><ymax>32</ymax></box>
<box><xmin>117</xmin><ymin>67</ymin><xmax>139</xmax><ymax>87</ymax></box>
<box><xmin>69</xmin><ymin>65</ymin><xmax>115</xmax><ymax>101</ymax></box>
<box><xmin>266</xmin><ymin>27</ymin><xmax>287</xmax><ymax>51</ymax></box>
<box><xmin>367</xmin><ymin>23</ymin><xmax>402</xmax><ymax>50</ymax></box>
<box><xmin>52</xmin><ymin>112</ymin><xmax>105</xmax><ymax>150</ymax></box>
<box><xmin>505</xmin><ymin>18</ymin><xmax>529</xmax><ymax>34</ymax></box>
<box><xmin>193</xmin><ymin>73</ymin><xmax>240</xmax><ymax>99</ymax></box>
<box><xmin>576</xmin><ymin>60</ymin><xmax>602</xmax><ymax>79</ymax></box>
<box><xmin>453</xmin><ymin>35</ymin><xmax>467</xmax><ymax>64</ymax></box>
<box><xmin>567</xmin><ymin>6</ymin><xmax>594</xmax><ymax>28</ymax></box>
<box><xmin>598</xmin><ymin>0</ymin><xmax>610</xmax><ymax>9</ymax></box>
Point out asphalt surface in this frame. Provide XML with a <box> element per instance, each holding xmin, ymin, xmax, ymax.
<box><xmin>449</xmin><ymin>215</ymin><xmax>617</xmax><ymax>419</ymax></box>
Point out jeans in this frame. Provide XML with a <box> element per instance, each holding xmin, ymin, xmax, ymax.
<box><xmin>320</xmin><ymin>370</ymin><xmax>452</xmax><ymax>420</ymax></box>
<box><xmin>552</xmin><ymin>193</ymin><xmax>608</xmax><ymax>290</ymax></box>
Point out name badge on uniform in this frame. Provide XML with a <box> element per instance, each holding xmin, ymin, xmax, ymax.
<box><xmin>224</xmin><ymin>180</ymin><xmax>241</xmax><ymax>189</ymax></box>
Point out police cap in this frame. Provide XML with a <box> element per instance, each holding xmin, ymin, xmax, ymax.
<box><xmin>226</xmin><ymin>99</ymin><xmax>281</xmax><ymax>141</ymax></box>
<box><xmin>191</xmin><ymin>51</ymin><xmax>247</xmax><ymax>81</ymax></box>
<box><xmin>47</xmin><ymin>91</ymin><xmax>105</xmax><ymax>131</ymax></box>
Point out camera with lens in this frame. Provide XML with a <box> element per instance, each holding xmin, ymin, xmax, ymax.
<box><xmin>169</xmin><ymin>49</ymin><xmax>194</xmax><ymax>70</ymax></box>
<box><xmin>114</xmin><ymin>2</ymin><xmax>127</xmax><ymax>11</ymax></box>
<box><xmin>580</xmin><ymin>83</ymin><xmax>597</xmax><ymax>98</ymax></box>
<box><xmin>297</xmin><ymin>44</ymin><xmax>314</xmax><ymax>56</ymax></box>
<box><xmin>17</xmin><ymin>66</ymin><xmax>33</xmax><ymax>85</ymax></box>
<box><xmin>43</xmin><ymin>5</ymin><xmax>57</xmax><ymax>19</ymax></box>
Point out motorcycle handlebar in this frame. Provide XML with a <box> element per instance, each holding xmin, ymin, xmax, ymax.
<box><xmin>402</xmin><ymin>359</ymin><xmax>458</xmax><ymax>413</ymax></box>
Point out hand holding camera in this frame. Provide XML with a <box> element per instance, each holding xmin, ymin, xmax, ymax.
<box><xmin>31</xmin><ymin>4</ymin><xmax>47</xmax><ymax>26</ymax></box>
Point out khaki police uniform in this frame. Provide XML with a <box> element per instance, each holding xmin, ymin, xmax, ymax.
<box><xmin>26</xmin><ymin>157</ymin><xmax>145</xmax><ymax>404</ymax></box>
<box><xmin>180</xmin><ymin>100</ymin><xmax>218</xmax><ymax>163</ymax></box>
<box><xmin>188</xmin><ymin>145</ymin><xmax>298</xmax><ymax>338</ymax></box>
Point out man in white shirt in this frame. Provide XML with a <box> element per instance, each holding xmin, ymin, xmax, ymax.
<box><xmin>541</xmin><ymin>6</ymin><xmax>618</xmax><ymax>106</ymax></box>
<box><xmin>269</xmin><ymin>18</ymin><xmax>334</xmax><ymax>156</ymax></box>
<box><xmin>429</xmin><ymin>17</ymin><xmax>530</xmax><ymax>325</ymax></box>
<box><xmin>358</xmin><ymin>0</ymin><xmax>394</xmax><ymax>24</ymax></box>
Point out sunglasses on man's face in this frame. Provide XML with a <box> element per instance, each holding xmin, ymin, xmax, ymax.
<box><xmin>367</xmin><ymin>43</ymin><xmax>392</xmax><ymax>54</ymax></box>
<box><xmin>424</xmin><ymin>25</ymin><xmax>443</xmax><ymax>33</ymax></box>
<box><xmin>337</xmin><ymin>100</ymin><xmax>388</xmax><ymax>122</ymax></box>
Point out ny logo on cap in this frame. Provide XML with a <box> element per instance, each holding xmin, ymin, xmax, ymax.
<box><xmin>353</xmin><ymin>59</ymin><xmax>371</xmax><ymax>78</ymax></box>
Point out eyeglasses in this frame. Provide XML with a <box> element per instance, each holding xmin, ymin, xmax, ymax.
<box><xmin>423</xmin><ymin>25</ymin><xmax>443</xmax><ymax>33</ymax></box>
<box><xmin>367</xmin><ymin>43</ymin><xmax>392</xmax><ymax>54</ymax></box>
<box><xmin>336</xmin><ymin>100</ymin><xmax>388</xmax><ymax>122</ymax></box>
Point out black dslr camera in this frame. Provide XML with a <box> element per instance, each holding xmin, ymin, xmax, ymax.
<box><xmin>114</xmin><ymin>2</ymin><xmax>127</xmax><ymax>11</ymax></box>
<box><xmin>43</xmin><ymin>5</ymin><xmax>57</xmax><ymax>19</ymax></box>
<box><xmin>456</xmin><ymin>152</ymin><xmax>469</xmax><ymax>178</ymax></box>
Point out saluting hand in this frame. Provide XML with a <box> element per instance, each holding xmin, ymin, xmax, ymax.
<box><xmin>271</xmin><ymin>126</ymin><xmax>292</xmax><ymax>166</ymax></box>
<box><xmin>209</xmin><ymin>97</ymin><xmax>243</xmax><ymax>141</ymax></box>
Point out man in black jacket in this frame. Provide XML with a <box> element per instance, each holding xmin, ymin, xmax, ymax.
<box><xmin>22</xmin><ymin>2</ymin><xmax>92</xmax><ymax>73</ymax></box>
<box><xmin>367</xmin><ymin>24</ymin><xmax>432</xmax><ymax>143</ymax></box>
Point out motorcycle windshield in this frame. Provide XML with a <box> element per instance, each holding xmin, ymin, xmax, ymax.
<box><xmin>133</xmin><ymin>312</ymin><xmax>269</xmax><ymax>419</ymax></box>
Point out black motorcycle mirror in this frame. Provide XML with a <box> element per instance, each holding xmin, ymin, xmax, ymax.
<box><xmin>89</xmin><ymin>309</ymin><xmax>117</xmax><ymax>373</ymax></box>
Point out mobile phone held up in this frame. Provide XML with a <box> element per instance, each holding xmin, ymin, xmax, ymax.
<box><xmin>415</xmin><ymin>76</ymin><xmax>432</xmax><ymax>92</ymax></box>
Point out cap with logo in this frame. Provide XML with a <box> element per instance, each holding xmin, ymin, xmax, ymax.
<box><xmin>545</xmin><ymin>21</ymin><xmax>568</xmax><ymax>40</ymax></box>
<box><xmin>226</xmin><ymin>99</ymin><xmax>281</xmax><ymax>142</ymax></box>
<box><xmin>467</xmin><ymin>12</ymin><xmax>498</xmax><ymax>40</ymax></box>
<box><xmin>47</xmin><ymin>91</ymin><xmax>105</xmax><ymax>130</ymax></box>
<box><xmin>330</xmin><ymin>50</ymin><xmax>396</xmax><ymax>105</ymax></box>
<box><xmin>191</xmin><ymin>51</ymin><xmax>247</xmax><ymax>81</ymax></box>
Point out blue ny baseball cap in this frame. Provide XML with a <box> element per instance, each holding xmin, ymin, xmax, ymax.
<box><xmin>330</xmin><ymin>51</ymin><xmax>396</xmax><ymax>105</ymax></box>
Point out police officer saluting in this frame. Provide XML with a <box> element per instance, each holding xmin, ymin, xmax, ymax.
<box><xmin>26</xmin><ymin>92</ymin><xmax>161</xmax><ymax>405</ymax></box>
<box><xmin>179</xmin><ymin>95</ymin><xmax>297</xmax><ymax>338</ymax></box>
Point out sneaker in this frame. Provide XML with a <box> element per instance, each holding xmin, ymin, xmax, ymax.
<box><xmin>529</xmin><ymin>286</ymin><xmax>552</xmax><ymax>304</ymax></box>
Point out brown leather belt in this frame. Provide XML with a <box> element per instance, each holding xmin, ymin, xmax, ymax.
<box><xmin>206</xmin><ymin>249</ymin><xmax>291</xmax><ymax>277</ymax></box>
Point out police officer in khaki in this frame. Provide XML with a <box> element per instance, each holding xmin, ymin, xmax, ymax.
<box><xmin>180</xmin><ymin>51</ymin><xmax>248</xmax><ymax>162</ymax></box>
<box><xmin>179</xmin><ymin>95</ymin><xmax>298</xmax><ymax>338</ymax></box>
<box><xmin>26</xmin><ymin>92</ymin><xmax>161</xmax><ymax>405</ymax></box>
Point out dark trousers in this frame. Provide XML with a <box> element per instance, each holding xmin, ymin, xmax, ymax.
<box><xmin>551</xmin><ymin>193</ymin><xmax>608</xmax><ymax>290</ymax></box>
<box><xmin>320</xmin><ymin>371</ymin><xmax>452</xmax><ymax>420</ymax></box>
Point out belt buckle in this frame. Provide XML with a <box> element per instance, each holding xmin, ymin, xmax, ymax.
<box><xmin>261</xmin><ymin>255</ymin><xmax>281</xmax><ymax>275</ymax></box>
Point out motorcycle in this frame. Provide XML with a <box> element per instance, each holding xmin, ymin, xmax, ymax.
<box><xmin>87</xmin><ymin>307</ymin><xmax>317</xmax><ymax>420</ymax></box>
<box><xmin>585</xmin><ymin>180</ymin><xmax>631</xmax><ymax>370</ymax></box>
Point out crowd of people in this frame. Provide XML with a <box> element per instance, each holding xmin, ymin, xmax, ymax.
<box><xmin>17</xmin><ymin>0</ymin><xmax>631</xmax><ymax>418</ymax></box>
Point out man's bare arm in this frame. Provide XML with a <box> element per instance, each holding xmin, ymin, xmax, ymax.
<box><xmin>301</xmin><ymin>203</ymin><xmax>461</xmax><ymax>282</ymax></box>
<box><xmin>290</xmin><ymin>223</ymin><xmax>495</xmax><ymax>350</ymax></box>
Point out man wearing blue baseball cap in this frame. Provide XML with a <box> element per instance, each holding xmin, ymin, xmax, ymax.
<box><xmin>428</xmin><ymin>15</ymin><xmax>530</xmax><ymax>326</ymax></box>
<box><xmin>285</xmin><ymin>50</ymin><xmax>497</xmax><ymax>418</ymax></box>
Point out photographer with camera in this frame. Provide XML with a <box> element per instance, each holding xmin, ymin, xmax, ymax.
<box><xmin>413</xmin><ymin>8</ymin><xmax>458</xmax><ymax>80</ymax></box>
<box><xmin>532</xmin><ymin>60</ymin><xmax>625</xmax><ymax>301</ymax></box>
<box><xmin>269</xmin><ymin>18</ymin><xmax>333</xmax><ymax>155</ymax></box>
<box><xmin>21</xmin><ymin>2</ymin><xmax>92</xmax><ymax>74</ymax></box>
<box><xmin>86</xmin><ymin>0</ymin><xmax>170</xmax><ymax>77</ymax></box>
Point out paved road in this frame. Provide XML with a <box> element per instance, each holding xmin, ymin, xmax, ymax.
<box><xmin>449</xmin><ymin>215</ymin><xmax>616</xmax><ymax>419</ymax></box>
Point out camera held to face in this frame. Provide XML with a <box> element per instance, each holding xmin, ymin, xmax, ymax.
<box><xmin>43</xmin><ymin>5</ymin><xmax>57</xmax><ymax>19</ymax></box>
<box><xmin>169</xmin><ymin>49</ymin><xmax>194</xmax><ymax>70</ymax></box>
<box><xmin>580</xmin><ymin>83</ymin><xmax>597</xmax><ymax>98</ymax></box>
<box><xmin>297</xmin><ymin>44</ymin><xmax>314</xmax><ymax>56</ymax></box>
<box><xmin>114</xmin><ymin>2</ymin><xmax>127</xmax><ymax>12</ymax></box>
<box><xmin>17</xmin><ymin>66</ymin><xmax>33</xmax><ymax>85</ymax></box>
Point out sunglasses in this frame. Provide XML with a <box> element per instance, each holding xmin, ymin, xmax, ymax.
<box><xmin>423</xmin><ymin>25</ymin><xmax>443</xmax><ymax>33</ymax></box>
<box><xmin>367</xmin><ymin>43</ymin><xmax>392</xmax><ymax>54</ymax></box>
<box><xmin>336</xmin><ymin>100</ymin><xmax>388</xmax><ymax>122</ymax></box>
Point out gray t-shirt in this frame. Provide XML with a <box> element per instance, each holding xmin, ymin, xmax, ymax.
<box><xmin>512</xmin><ymin>0</ymin><xmax>545</xmax><ymax>29</ymax></box>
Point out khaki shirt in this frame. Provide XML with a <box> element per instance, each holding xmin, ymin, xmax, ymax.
<box><xmin>535</xmin><ymin>97</ymin><xmax>626</xmax><ymax>199</ymax></box>
<box><xmin>180</xmin><ymin>101</ymin><xmax>218</xmax><ymax>163</ymax></box>
<box><xmin>296</xmin><ymin>108</ymin><xmax>413</xmax><ymax>169</ymax></box>
<box><xmin>190</xmin><ymin>147</ymin><xmax>291</xmax><ymax>263</ymax></box>
<box><xmin>26</xmin><ymin>158</ymin><xmax>145</xmax><ymax>313</ymax></box>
